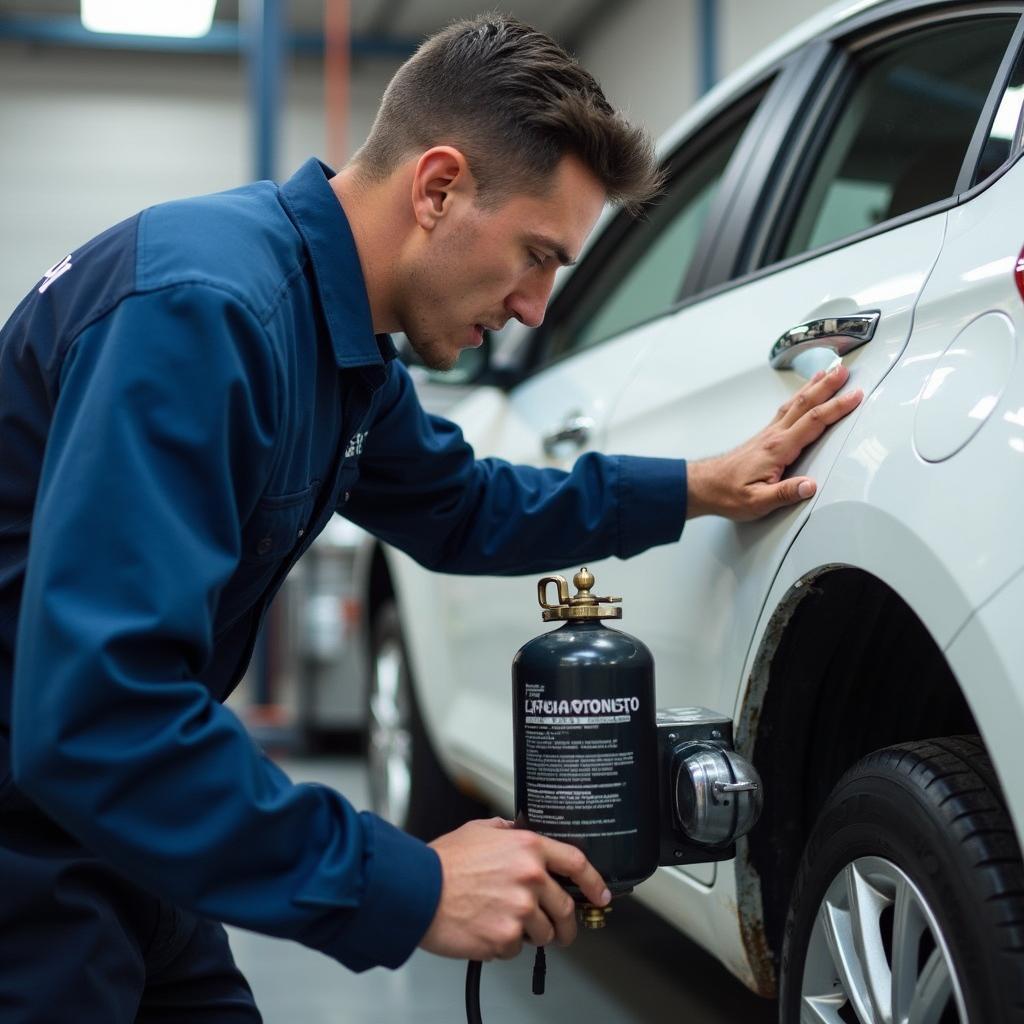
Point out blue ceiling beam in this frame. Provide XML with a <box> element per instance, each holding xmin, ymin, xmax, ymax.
<box><xmin>0</xmin><ymin>13</ymin><xmax>417</xmax><ymax>57</ymax></box>
<box><xmin>246</xmin><ymin>0</ymin><xmax>283</xmax><ymax>184</ymax></box>
<box><xmin>697</xmin><ymin>0</ymin><xmax>718</xmax><ymax>95</ymax></box>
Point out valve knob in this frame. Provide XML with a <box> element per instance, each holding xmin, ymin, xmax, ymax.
<box><xmin>671</xmin><ymin>741</ymin><xmax>762</xmax><ymax>846</ymax></box>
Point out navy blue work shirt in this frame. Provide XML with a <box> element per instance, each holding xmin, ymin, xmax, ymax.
<box><xmin>0</xmin><ymin>158</ymin><xmax>687</xmax><ymax>972</ymax></box>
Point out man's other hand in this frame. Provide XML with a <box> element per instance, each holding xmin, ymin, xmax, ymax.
<box><xmin>419</xmin><ymin>817</ymin><xmax>610</xmax><ymax>961</ymax></box>
<box><xmin>686</xmin><ymin>364</ymin><xmax>864</xmax><ymax>521</ymax></box>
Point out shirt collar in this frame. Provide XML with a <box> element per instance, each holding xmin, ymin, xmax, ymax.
<box><xmin>278</xmin><ymin>157</ymin><xmax>397</xmax><ymax>370</ymax></box>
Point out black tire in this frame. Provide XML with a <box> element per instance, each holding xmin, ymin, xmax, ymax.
<box><xmin>780</xmin><ymin>736</ymin><xmax>1024</xmax><ymax>1024</ymax></box>
<box><xmin>366</xmin><ymin>601</ymin><xmax>488</xmax><ymax>840</ymax></box>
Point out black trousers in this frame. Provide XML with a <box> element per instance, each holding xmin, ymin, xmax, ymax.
<box><xmin>0</xmin><ymin>791</ymin><xmax>262</xmax><ymax>1023</ymax></box>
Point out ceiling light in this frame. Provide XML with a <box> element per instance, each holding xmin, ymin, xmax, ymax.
<box><xmin>80</xmin><ymin>0</ymin><xmax>217</xmax><ymax>39</ymax></box>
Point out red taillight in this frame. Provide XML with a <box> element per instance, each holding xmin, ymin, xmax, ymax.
<box><xmin>1016</xmin><ymin>244</ymin><xmax>1024</xmax><ymax>304</ymax></box>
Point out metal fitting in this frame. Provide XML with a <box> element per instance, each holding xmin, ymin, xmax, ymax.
<box><xmin>579</xmin><ymin>903</ymin><xmax>612</xmax><ymax>929</ymax></box>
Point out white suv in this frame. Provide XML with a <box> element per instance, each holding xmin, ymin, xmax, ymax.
<box><xmin>359</xmin><ymin>1</ymin><xmax>1024</xmax><ymax>1019</ymax></box>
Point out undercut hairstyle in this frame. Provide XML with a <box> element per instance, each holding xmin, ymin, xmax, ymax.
<box><xmin>352</xmin><ymin>14</ymin><xmax>663</xmax><ymax>215</ymax></box>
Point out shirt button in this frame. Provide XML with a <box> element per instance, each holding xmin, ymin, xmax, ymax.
<box><xmin>297</xmin><ymin>528</ymin><xmax>305</xmax><ymax>539</ymax></box>
<box><xmin>344</xmin><ymin>491</ymin><xmax>351</xmax><ymax>503</ymax></box>
<box><xmin>257</xmin><ymin>536</ymin><xmax>272</xmax><ymax>556</ymax></box>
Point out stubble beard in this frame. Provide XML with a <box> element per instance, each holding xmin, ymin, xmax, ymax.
<box><xmin>400</xmin><ymin>254</ymin><xmax>464</xmax><ymax>372</ymax></box>
<box><xmin>404</xmin><ymin>325</ymin><xmax>460</xmax><ymax>371</ymax></box>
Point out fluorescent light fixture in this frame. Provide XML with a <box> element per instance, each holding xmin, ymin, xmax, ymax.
<box><xmin>81</xmin><ymin>0</ymin><xmax>217</xmax><ymax>38</ymax></box>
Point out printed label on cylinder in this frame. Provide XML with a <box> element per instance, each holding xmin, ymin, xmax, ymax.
<box><xmin>522</xmin><ymin>682</ymin><xmax>639</xmax><ymax>839</ymax></box>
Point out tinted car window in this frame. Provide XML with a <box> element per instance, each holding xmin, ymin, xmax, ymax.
<box><xmin>545</xmin><ymin>93</ymin><xmax>763</xmax><ymax>361</ymax></box>
<box><xmin>781</xmin><ymin>16</ymin><xmax>1018</xmax><ymax>260</ymax></box>
<box><xmin>974</xmin><ymin>38</ymin><xmax>1024</xmax><ymax>186</ymax></box>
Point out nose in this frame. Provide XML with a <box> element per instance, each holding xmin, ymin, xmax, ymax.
<box><xmin>506</xmin><ymin>269</ymin><xmax>556</xmax><ymax>329</ymax></box>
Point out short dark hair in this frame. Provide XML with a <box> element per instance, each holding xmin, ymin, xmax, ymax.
<box><xmin>352</xmin><ymin>14</ymin><xmax>663</xmax><ymax>214</ymax></box>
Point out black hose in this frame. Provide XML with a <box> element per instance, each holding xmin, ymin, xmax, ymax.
<box><xmin>532</xmin><ymin>946</ymin><xmax>546</xmax><ymax>995</ymax></box>
<box><xmin>465</xmin><ymin>947</ymin><xmax>546</xmax><ymax>1022</ymax></box>
<box><xmin>465</xmin><ymin>960</ymin><xmax>483</xmax><ymax>1024</ymax></box>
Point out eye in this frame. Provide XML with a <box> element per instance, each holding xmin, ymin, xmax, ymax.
<box><xmin>527</xmin><ymin>249</ymin><xmax>545</xmax><ymax>269</ymax></box>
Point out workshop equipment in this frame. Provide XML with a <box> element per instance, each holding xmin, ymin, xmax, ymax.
<box><xmin>514</xmin><ymin>567</ymin><xmax>658</xmax><ymax>921</ymax></box>
<box><xmin>465</xmin><ymin>568</ymin><xmax>763</xmax><ymax>1022</ymax></box>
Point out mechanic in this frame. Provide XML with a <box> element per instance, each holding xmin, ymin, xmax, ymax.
<box><xmin>0</xmin><ymin>14</ymin><xmax>862</xmax><ymax>1022</ymax></box>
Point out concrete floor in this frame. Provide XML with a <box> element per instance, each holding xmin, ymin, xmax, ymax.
<box><xmin>228</xmin><ymin>755</ymin><xmax>778</xmax><ymax>1024</ymax></box>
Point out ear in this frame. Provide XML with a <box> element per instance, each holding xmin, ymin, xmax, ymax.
<box><xmin>410</xmin><ymin>146</ymin><xmax>473</xmax><ymax>230</ymax></box>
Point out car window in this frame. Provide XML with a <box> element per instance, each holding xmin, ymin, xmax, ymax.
<box><xmin>779</xmin><ymin>16</ymin><xmax>1019</xmax><ymax>261</ymax></box>
<box><xmin>545</xmin><ymin>91</ymin><xmax>764</xmax><ymax>362</ymax></box>
<box><xmin>974</xmin><ymin>37</ymin><xmax>1024</xmax><ymax>187</ymax></box>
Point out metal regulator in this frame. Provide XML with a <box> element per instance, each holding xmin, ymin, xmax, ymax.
<box><xmin>464</xmin><ymin>568</ymin><xmax>764</xmax><ymax>1023</ymax></box>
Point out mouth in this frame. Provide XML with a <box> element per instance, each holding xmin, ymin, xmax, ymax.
<box><xmin>467</xmin><ymin>319</ymin><xmax>507</xmax><ymax>347</ymax></box>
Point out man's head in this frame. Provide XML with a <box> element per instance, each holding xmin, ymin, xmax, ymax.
<box><xmin>340</xmin><ymin>14</ymin><xmax>662</xmax><ymax>369</ymax></box>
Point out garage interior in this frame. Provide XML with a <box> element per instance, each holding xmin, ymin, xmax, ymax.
<box><xmin>0</xmin><ymin>2</ymin><xmax>938</xmax><ymax>1022</ymax></box>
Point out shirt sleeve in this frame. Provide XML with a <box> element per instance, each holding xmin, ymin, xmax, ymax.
<box><xmin>344</xmin><ymin>360</ymin><xmax>688</xmax><ymax>574</ymax></box>
<box><xmin>12</xmin><ymin>285</ymin><xmax>440</xmax><ymax>972</ymax></box>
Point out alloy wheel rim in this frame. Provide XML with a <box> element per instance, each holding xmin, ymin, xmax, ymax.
<box><xmin>367</xmin><ymin>638</ymin><xmax>413</xmax><ymax>827</ymax></box>
<box><xmin>800</xmin><ymin>855</ymin><xmax>967</xmax><ymax>1024</ymax></box>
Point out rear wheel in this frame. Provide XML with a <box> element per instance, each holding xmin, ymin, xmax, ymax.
<box><xmin>780</xmin><ymin>736</ymin><xmax>1024</xmax><ymax>1024</ymax></box>
<box><xmin>366</xmin><ymin>602</ymin><xmax>487</xmax><ymax>840</ymax></box>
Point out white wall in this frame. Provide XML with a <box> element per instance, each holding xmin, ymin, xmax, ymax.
<box><xmin>575</xmin><ymin>0</ymin><xmax>700</xmax><ymax>141</ymax></box>
<box><xmin>0</xmin><ymin>44</ymin><xmax>401</xmax><ymax>317</ymax></box>
<box><xmin>576</xmin><ymin>0</ymin><xmax>837</xmax><ymax>143</ymax></box>
<box><xmin>0</xmin><ymin>1</ymin><xmax>841</xmax><ymax>318</ymax></box>
<box><xmin>719</xmin><ymin>0</ymin><xmax>835</xmax><ymax>77</ymax></box>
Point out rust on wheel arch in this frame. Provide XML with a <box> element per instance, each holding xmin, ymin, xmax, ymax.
<box><xmin>732</xmin><ymin>566</ymin><xmax>841</xmax><ymax>998</ymax></box>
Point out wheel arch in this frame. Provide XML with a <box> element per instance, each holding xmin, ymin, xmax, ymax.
<box><xmin>728</xmin><ymin>500</ymin><xmax>997</xmax><ymax>996</ymax></box>
<box><xmin>735</xmin><ymin>564</ymin><xmax>978</xmax><ymax>994</ymax></box>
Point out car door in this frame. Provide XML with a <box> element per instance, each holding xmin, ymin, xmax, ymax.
<box><xmin>595</xmin><ymin>9</ymin><xmax>1023</xmax><ymax>744</ymax></box>
<box><xmin>431</xmin><ymin>80</ymin><xmax>780</xmax><ymax>786</ymax></box>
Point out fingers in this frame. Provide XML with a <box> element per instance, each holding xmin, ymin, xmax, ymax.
<box><xmin>537</xmin><ymin>873</ymin><xmax>578</xmax><ymax>946</ymax></box>
<box><xmin>494</xmin><ymin>931</ymin><xmax>525</xmax><ymax>960</ymax></box>
<box><xmin>762</xmin><ymin>476</ymin><xmax>816</xmax><ymax>513</ymax></box>
<box><xmin>419</xmin><ymin>822</ymin><xmax>604</xmax><ymax>962</ymax></box>
<box><xmin>539</xmin><ymin>836</ymin><xmax>610</xmax><ymax>909</ymax></box>
<box><xmin>760</xmin><ymin>380</ymin><xmax>860</xmax><ymax>514</ymax></box>
<box><xmin>523</xmin><ymin>905</ymin><xmax>558</xmax><ymax>947</ymax></box>
<box><xmin>787</xmin><ymin>385</ymin><xmax>863</xmax><ymax>450</ymax></box>
<box><xmin>773</xmin><ymin>368</ymin><xmax>826</xmax><ymax>424</ymax></box>
<box><xmin>776</xmin><ymin>364</ymin><xmax>850</xmax><ymax>430</ymax></box>
<box><xmin>518</xmin><ymin>852</ymin><xmax>586</xmax><ymax>947</ymax></box>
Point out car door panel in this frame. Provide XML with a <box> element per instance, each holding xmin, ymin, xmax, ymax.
<box><xmin>597</xmin><ymin>9</ymin><xmax>1022</xmax><ymax>729</ymax></box>
<box><xmin>600</xmin><ymin>213</ymin><xmax>947</xmax><ymax>731</ymax></box>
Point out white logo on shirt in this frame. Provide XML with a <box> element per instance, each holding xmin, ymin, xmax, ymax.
<box><xmin>345</xmin><ymin>432</ymin><xmax>368</xmax><ymax>459</ymax></box>
<box><xmin>38</xmin><ymin>254</ymin><xmax>73</xmax><ymax>294</ymax></box>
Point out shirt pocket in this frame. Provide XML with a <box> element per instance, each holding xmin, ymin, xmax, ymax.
<box><xmin>216</xmin><ymin>483</ymin><xmax>319</xmax><ymax>632</ymax></box>
<box><xmin>240</xmin><ymin>482</ymin><xmax>319</xmax><ymax>563</ymax></box>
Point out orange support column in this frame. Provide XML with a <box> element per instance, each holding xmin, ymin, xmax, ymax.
<box><xmin>325</xmin><ymin>0</ymin><xmax>350</xmax><ymax>169</ymax></box>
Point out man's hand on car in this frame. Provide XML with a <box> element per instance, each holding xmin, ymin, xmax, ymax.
<box><xmin>419</xmin><ymin>817</ymin><xmax>611</xmax><ymax>961</ymax></box>
<box><xmin>686</xmin><ymin>363</ymin><xmax>864</xmax><ymax>521</ymax></box>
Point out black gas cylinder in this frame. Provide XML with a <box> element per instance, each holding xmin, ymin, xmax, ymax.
<box><xmin>512</xmin><ymin>568</ymin><xmax>658</xmax><ymax>901</ymax></box>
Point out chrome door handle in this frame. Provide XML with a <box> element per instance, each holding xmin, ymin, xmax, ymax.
<box><xmin>542</xmin><ymin>413</ymin><xmax>594</xmax><ymax>456</ymax></box>
<box><xmin>769</xmin><ymin>311</ymin><xmax>880</xmax><ymax>370</ymax></box>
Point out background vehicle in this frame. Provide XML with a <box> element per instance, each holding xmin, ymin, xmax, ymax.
<box><xmin>354</xmin><ymin>1</ymin><xmax>1024</xmax><ymax>1019</ymax></box>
